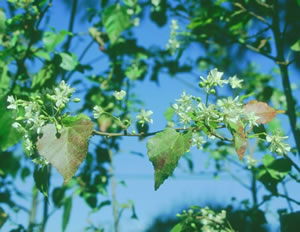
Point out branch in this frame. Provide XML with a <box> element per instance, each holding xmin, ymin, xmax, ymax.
<box><xmin>272</xmin><ymin>0</ymin><xmax>300</xmax><ymax>156</ymax></box>
<box><xmin>109</xmin><ymin>150</ymin><xmax>119</xmax><ymax>232</ymax></box>
<box><xmin>63</xmin><ymin>0</ymin><xmax>78</xmax><ymax>52</ymax></box>
<box><xmin>233</xmin><ymin>2</ymin><xmax>271</xmax><ymax>27</ymax></box>
<box><xmin>284</xmin><ymin>155</ymin><xmax>300</xmax><ymax>173</ymax></box>
<box><xmin>277</xmin><ymin>193</ymin><xmax>300</xmax><ymax>206</ymax></box>
<box><xmin>92</xmin><ymin>128</ymin><xmax>183</xmax><ymax>138</ymax></box>
<box><xmin>236</xmin><ymin>39</ymin><xmax>277</xmax><ymax>61</ymax></box>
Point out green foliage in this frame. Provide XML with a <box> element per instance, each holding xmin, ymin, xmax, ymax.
<box><xmin>291</xmin><ymin>40</ymin><xmax>300</xmax><ymax>52</ymax></box>
<box><xmin>0</xmin><ymin>97</ymin><xmax>21</xmax><ymax>151</ymax></box>
<box><xmin>102</xmin><ymin>4</ymin><xmax>131</xmax><ymax>44</ymax></box>
<box><xmin>147</xmin><ymin>128</ymin><xmax>192</xmax><ymax>190</ymax></box>
<box><xmin>33</xmin><ymin>166</ymin><xmax>49</xmax><ymax>197</ymax></box>
<box><xmin>43</xmin><ymin>30</ymin><xmax>70</xmax><ymax>52</ymax></box>
<box><xmin>62</xmin><ymin>196</ymin><xmax>72</xmax><ymax>232</ymax></box>
<box><xmin>59</xmin><ymin>52</ymin><xmax>78</xmax><ymax>71</ymax></box>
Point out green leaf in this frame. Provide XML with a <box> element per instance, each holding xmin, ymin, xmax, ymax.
<box><xmin>34</xmin><ymin>50</ymin><xmax>51</xmax><ymax>61</ymax></box>
<box><xmin>102</xmin><ymin>4</ymin><xmax>131</xmax><ymax>43</ymax></box>
<box><xmin>37</xmin><ymin>115</ymin><xmax>94</xmax><ymax>184</ymax></box>
<box><xmin>0</xmin><ymin>9</ymin><xmax>6</xmax><ymax>35</ymax></box>
<box><xmin>291</xmin><ymin>40</ymin><xmax>300</xmax><ymax>52</ymax></box>
<box><xmin>164</xmin><ymin>107</ymin><xmax>175</xmax><ymax>122</ymax></box>
<box><xmin>170</xmin><ymin>223</ymin><xmax>183</xmax><ymax>232</ymax></box>
<box><xmin>31</xmin><ymin>64</ymin><xmax>54</xmax><ymax>88</ymax></box>
<box><xmin>43</xmin><ymin>30</ymin><xmax>69</xmax><ymax>52</ymax></box>
<box><xmin>297</xmin><ymin>0</ymin><xmax>300</xmax><ymax>7</ymax></box>
<box><xmin>59</xmin><ymin>52</ymin><xmax>78</xmax><ymax>71</ymax></box>
<box><xmin>33</xmin><ymin>166</ymin><xmax>49</xmax><ymax>197</ymax></box>
<box><xmin>147</xmin><ymin>128</ymin><xmax>192</xmax><ymax>190</ymax></box>
<box><xmin>52</xmin><ymin>187</ymin><xmax>66</xmax><ymax>208</ymax></box>
<box><xmin>0</xmin><ymin>63</ymin><xmax>10</xmax><ymax>92</ymax></box>
<box><xmin>263</xmin><ymin>154</ymin><xmax>292</xmax><ymax>180</ymax></box>
<box><xmin>0</xmin><ymin>97</ymin><xmax>22</xmax><ymax>151</ymax></box>
<box><xmin>62</xmin><ymin>197</ymin><xmax>72</xmax><ymax>232</ymax></box>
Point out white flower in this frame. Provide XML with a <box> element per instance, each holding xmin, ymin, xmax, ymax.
<box><xmin>166</xmin><ymin>19</ymin><xmax>180</xmax><ymax>54</ymax></box>
<box><xmin>266</xmin><ymin>131</ymin><xmax>291</xmax><ymax>155</ymax></box>
<box><xmin>171</xmin><ymin>19</ymin><xmax>179</xmax><ymax>31</ymax></box>
<box><xmin>136</xmin><ymin>109</ymin><xmax>153</xmax><ymax>126</ymax></box>
<box><xmin>113</xmin><ymin>90</ymin><xmax>126</xmax><ymax>100</ymax></box>
<box><xmin>197</xmin><ymin>103</ymin><xmax>221</xmax><ymax>126</ymax></box>
<box><xmin>24</xmin><ymin>137</ymin><xmax>33</xmax><ymax>152</ymax></box>
<box><xmin>52</xmin><ymin>81</ymin><xmax>75</xmax><ymax>108</ymax></box>
<box><xmin>245</xmin><ymin>112</ymin><xmax>261</xmax><ymax>128</ymax></box>
<box><xmin>12</xmin><ymin>122</ymin><xmax>22</xmax><ymax>129</ymax></box>
<box><xmin>217</xmin><ymin>97</ymin><xmax>244</xmax><ymax>124</ymax></box>
<box><xmin>199</xmin><ymin>68</ymin><xmax>229</xmax><ymax>92</ymax></box>
<box><xmin>7</xmin><ymin>95</ymin><xmax>17</xmax><ymax>110</ymax></box>
<box><xmin>229</xmin><ymin>75</ymin><xmax>243</xmax><ymax>89</ymax></box>
<box><xmin>192</xmin><ymin>133</ymin><xmax>205</xmax><ymax>149</ymax></box>
<box><xmin>207</xmin><ymin>68</ymin><xmax>228</xmax><ymax>87</ymax></box>
<box><xmin>245</xmin><ymin>155</ymin><xmax>257</xmax><ymax>169</ymax></box>
<box><xmin>93</xmin><ymin>105</ymin><xmax>104</xmax><ymax>119</ymax></box>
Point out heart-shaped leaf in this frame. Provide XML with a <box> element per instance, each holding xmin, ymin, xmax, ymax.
<box><xmin>147</xmin><ymin>128</ymin><xmax>192</xmax><ymax>190</ymax></box>
<box><xmin>37</xmin><ymin>115</ymin><xmax>94</xmax><ymax>184</ymax></box>
<box><xmin>243</xmin><ymin>100</ymin><xmax>277</xmax><ymax>124</ymax></box>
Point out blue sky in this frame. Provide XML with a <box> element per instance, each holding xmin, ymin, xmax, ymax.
<box><xmin>1</xmin><ymin>1</ymin><xmax>300</xmax><ymax>232</ymax></box>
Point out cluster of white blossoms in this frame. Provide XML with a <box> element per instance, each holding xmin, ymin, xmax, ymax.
<box><xmin>266</xmin><ymin>130</ymin><xmax>291</xmax><ymax>155</ymax></box>
<box><xmin>176</xmin><ymin>207</ymin><xmax>231</xmax><ymax>232</ymax></box>
<box><xmin>92</xmin><ymin>90</ymin><xmax>154</xmax><ymax>128</ymax></box>
<box><xmin>7</xmin><ymin>81</ymin><xmax>77</xmax><ymax>154</ymax></box>
<box><xmin>171</xmin><ymin>68</ymin><xmax>291</xmax><ymax>158</ymax></box>
<box><xmin>166</xmin><ymin>19</ymin><xmax>180</xmax><ymax>54</ymax></box>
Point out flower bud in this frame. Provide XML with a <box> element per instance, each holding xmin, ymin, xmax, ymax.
<box><xmin>46</xmin><ymin>94</ymin><xmax>54</xmax><ymax>101</ymax></box>
<box><xmin>56</xmin><ymin>124</ymin><xmax>62</xmax><ymax>130</ymax></box>
<box><xmin>209</xmin><ymin>89</ymin><xmax>216</xmax><ymax>94</ymax></box>
<box><xmin>37</xmin><ymin>100</ymin><xmax>44</xmax><ymax>105</ymax></box>
<box><xmin>199</xmin><ymin>82</ymin><xmax>206</xmax><ymax>88</ymax></box>
<box><xmin>72</xmin><ymin>98</ymin><xmax>81</xmax><ymax>103</ymax></box>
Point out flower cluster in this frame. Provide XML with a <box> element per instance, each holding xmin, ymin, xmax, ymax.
<box><xmin>172</xmin><ymin>91</ymin><xmax>193</xmax><ymax>127</ymax></box>
<box><xmin>175</xmin><ymin>207</ymin><xmax>233</xmax><ymax>232</ymax></box>
<box><xmin>199</xmin><ymin>68</ymin><xmax>244</xmax><ymax>93</ymax></box>
<box><xmin>136</xmin><ymin>109</ymin><xmax>153</xmax><ymax>126</ymax></box>
<box><xmin>113</xmin><ymin>90</ymin><xmax>126</xmax><ymax>101</ymax></box>
<box><xmin>50</xmin><ymin>81</ymin><xmax>75</xmax><ymax>108</ymax></box>
<box><xmin>266</xmin><ymin>130</ymin><xmax>291</xmax><ymax>155</ymax></box>
<box><xmin>166</xmin><ymin>19</ymin><xmax>180</xmax><ymax>54</ymax></box>
<box><xmin>169</xmin><ymin>68</ymin><xmax>291</xmax><ymax>161</ymax></box>
<box><xmin>7</xmin><ymin>81</ymin><xmax>78</xmax><ymax>156</ymax></box>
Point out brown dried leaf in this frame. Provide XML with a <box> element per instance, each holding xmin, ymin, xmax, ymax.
<box><xmin>243</xmin><ymin>100</ymin><xmax>277</xmax><ymax>124</ymax></box>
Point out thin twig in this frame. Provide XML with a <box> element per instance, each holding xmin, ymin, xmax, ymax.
<box><xmin>234</xmin><ymin>2</ymin><xmax>271</xmax><ymax>26</ymax></box>
<box><xmin>284</xmin><ymin>155</ymin><xmax>300</xmax><ymax>173</ymax></box>
<box><xmin>109</xmin><ymin>150</ymin><xmax>119</xmax><ymax>232</ymax></box>
<box><xmin>281</xmin><ymin>182</ymin><xmax>293</xmax><ymax>212</ymax></box>
<box><xmin>277</xmin><ymin>193</ymin><xmax>300</xmax><ymax>205</ymax></box>
<box><xmin>272</xmin><ymin>0</ymin><xmax>300</xmax><ymax>156</ymax></box>
<box><xmin>63</xmin><ymin>0</ymin><xmax>78</xmax><ymax>52</ymax></box>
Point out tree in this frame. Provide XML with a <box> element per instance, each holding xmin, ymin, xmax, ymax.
<box><xmin>0</xmin><ymin>0</ymin><xmax>299</xmax><ymax>231</ymax></box>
